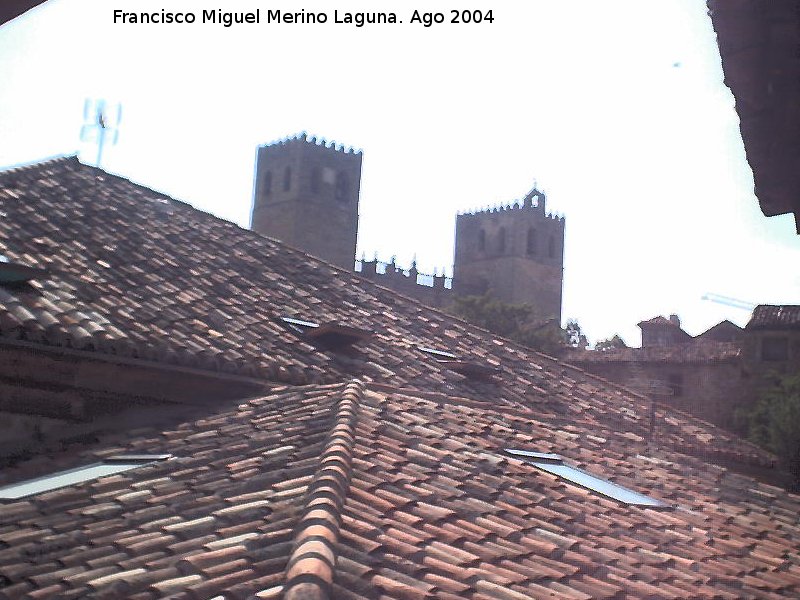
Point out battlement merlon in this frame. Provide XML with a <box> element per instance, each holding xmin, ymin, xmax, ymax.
<box><xmin>357</xmin><ymin>257</ymin><xmax>453</xmax><ymax>290</ymax></box>
<box><xmin>456</xmin><ymin>207</ymin><xmax>565</xmax><ymax>224</ymax></box>
<box><xmin>258</xmin><ymin>131</ymin><xmax>363</xmax><ymax>155</ymax></box>
<box><xmin>454</xmin><ymin>186</ymin><xmax>564</xmax><ymax>223</ymax></box>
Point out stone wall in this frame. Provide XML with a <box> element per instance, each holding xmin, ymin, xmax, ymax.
<box><xmin>572</xmin><ymin>359</ymin><xmax>751</xmax><ymax>432</ymax></box>
<box><xmin>356</xmin><ymin>259</ymin><xmax>453</xmax><ymax>309</ymax></box>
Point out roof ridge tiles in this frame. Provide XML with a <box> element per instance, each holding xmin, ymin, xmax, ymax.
<box><xmin>278</xmin><ymin>379</ymin><xmax>364</xmax><ymax>600</ymax></box>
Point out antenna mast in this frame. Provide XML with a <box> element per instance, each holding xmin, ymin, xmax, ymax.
<box><xmin>79</xmin><ymin>99</ymin><xmax>122</xmax><ymax>168</ymax></box>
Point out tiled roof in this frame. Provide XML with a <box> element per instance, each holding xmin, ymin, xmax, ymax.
<box><xmin>637</xmin><ymin>316</ymin><xmax>678</xmax><ymax>328</ymax></box>
<box><xmin>695</xmin><ymin>320</ymin><xmax>743</xmax><ymax>342</ymax></box>
<box><xmin>0</xmin><ymin>157</ymin><xmax>584</xmax><ymax>398</ymax></box>
<box><xmin>0</xmin><ymin>157</ymin><xmax>746</xmax><ymax>425</ymax></box>
<box><xmin>747</xmin><ymin>305</ymin><xmax>800</xmax><ymax>330</ymax></box>
<box><xmin>0</xmin><ymin>381</ymin><xmax>798</xmax><ymax>599</ymax></box>
<box><xmin>0</xmin><ymin>157</ymin><xmax>797</xmax><ymax>597</ymax></box>
<box><xmin>568</xmin><ymin>342</ymin><xmax>741</xmax><ymax>364</ymax></box>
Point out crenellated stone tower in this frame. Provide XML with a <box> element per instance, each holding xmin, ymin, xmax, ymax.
<box><xmin>453</xmin><ymin>188</ymin><xmax>565</xmax><ymax>322</ymax></box>
<box><xmin>251</xmin><ymin>133</ymin><xmax>362</xmax><ymax>270</ymax></box>
<box><xmin>250</xmin><ymin>134</ymin><xmax>565</xmax><ymax>323</ymax></box>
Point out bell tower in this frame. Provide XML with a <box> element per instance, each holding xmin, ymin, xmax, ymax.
<box><xmin>453</xmin><ymin>187</ymin><xmax>565</xmax><ymax>322</ymax></box>
<box><xmin>251</xmin><ymin>133</ymin><xmax>362</xmax><ymax>270</ymax></box>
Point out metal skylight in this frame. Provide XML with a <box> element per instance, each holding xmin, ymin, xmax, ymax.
<box><xmin>505</xmin><ymin>449</ymin><xmax>668</xmax><ymax>508</ymax></box>
<box><xmin>279</xmin><ymin>316</ymin><xmax>320</xmax><ymax>334</ymax></box>
<box><xmin>417</xmin><ymin>345</ymin><xmax>458</xmax><ymax>360</ymax></box>
<box><xmin>0</xmin><ymin>454</ymin><xmax>172</xmax><ymax>500</ymax></box>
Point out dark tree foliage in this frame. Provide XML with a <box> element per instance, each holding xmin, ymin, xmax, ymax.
<box><xmin>564</xmin><ymin>320</ymin><xmax>588</xmax><ymax>349</ymax></box>
<box><xmin>745</xmin><ymin>372</ymin><xmax>800</xmax><ymax>490</ymax></box>
<box><xmin>448</xmin><ymin>293</ymin><xmax>576</xmax><ymax>355</ymax></box>
<box><xmin>594</xmin><ymin>334</ymin><xmax>628</xmax><ymax>351</ymax></box>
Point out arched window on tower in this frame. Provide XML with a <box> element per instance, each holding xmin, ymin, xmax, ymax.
<box><xmin>526</xmin><ymin>227</ymin><xmax>537</xmax><ymax>255</ymax></box>
<box><xmin>548</xmin><ymin>236</ymin><xmax>556</xmax><ymax>258</ymax></box>
<box><xmin>498</xmin><ymin>227</ymin><xmax>507</xmax><ymax>254</ymax></box>
<box><xmin>335</xmin><ymin>172</ymin><xmax>349</xmax><ymax>202</ymax></box>
<box><xmin>478</xmin><ymin>229</ymin><xmax>486</xmax><ymax>251</ymax></box>
<box><xmin>263</xmin><ymin>171</ymin><xmax>272</xmax><ymax>196</ymax></box>
<box><xmin>283</xmin><ymin>166</ymin><xmax>292</xmax><ymax>191</ymax></box>
<box><xmin>310</xmin><ymin>168</ymin><xmax>321</xmax><ymax>194</ymax></box>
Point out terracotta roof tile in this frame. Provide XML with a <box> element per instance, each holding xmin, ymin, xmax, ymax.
<box><xmin>1</xmin><ymin>158</ymin><xmax>799</xmax><ymax>597</ymax></box>
<box><xmin>747</xmin><ymin>305</ymin><xmax>800</xmax><ymax>329</ymax></box>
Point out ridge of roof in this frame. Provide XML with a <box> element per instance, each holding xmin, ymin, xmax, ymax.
<box><xmin>281</xmin><ymin>380</ymin><xmax>362</xmax><ymax>600</ymax></box>
<box><xmin>0</xmin><ymin>153</ymin><xmax>79</xmax><ymax>174</ymax></box>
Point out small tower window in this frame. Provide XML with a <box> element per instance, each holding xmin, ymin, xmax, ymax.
<box><xmin>335</xmin><ymin>172</ymin><xmax>349</xmax><ymax>202</ymax></box>
<box><xmin>527</xmin><ymin>228</ymin><xmax>537</xmax><ymax>256</ymax></box>
<box><xmin>263</xmin><ymin>171</ymin><xmax>272</xmax><ymax>196</ymax></box>
<box><xmin>478</xmin><ymin>229</ymin><xmax>486</xmax><ymax>251</ymax></box>
<box><xmin>548</xmin><ymin>236</ymin><xmax>555</xmax><ymax>258</ymax></box>
<box><xmin>498</xmin><ymin>227</ymin><xmax>507</xmax><ymax>254</ymax></box>
<box><xmin>283</xmin><ymin>166</ymin><xmax>292</xmax><ymax>192</ymax></box>
<box><xmin>311</xmin><ymin>168</ymin><xmax>321</xmax><ymax>194</ymax></box>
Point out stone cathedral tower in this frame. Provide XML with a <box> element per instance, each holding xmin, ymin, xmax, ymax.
<box><xmin>453</xmin><ymin>188</ymin><xmax>565</xmax><ymax>322</ymax></box>
<box><xmin>251</xmin><ymin>133</ymin><xmax>363</xmax><ymax>270</ymax></box>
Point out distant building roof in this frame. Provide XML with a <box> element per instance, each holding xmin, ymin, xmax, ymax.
<box><xmin>694</xmin><ymin>320</ymin><xmax>744</xmax><ymax>344</ymax></box>
<box><xmin>638</xmin><ymin>316</ymin><xmax>678</xmax><ymax>328</ymax></box>
<box><xmin>747</xmin><ymin>304</ymin><xmax>800</xmax><ymax>330</ymax></box>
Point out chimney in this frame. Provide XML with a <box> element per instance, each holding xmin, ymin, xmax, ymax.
<box><xmin>669</xmin><ymin>314</ymin><xmax>680</xmax><ymax>327</ymax></box>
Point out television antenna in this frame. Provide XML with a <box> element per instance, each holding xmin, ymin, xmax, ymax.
<box><xmin>79</xmin><ymin>99</ymin><xmax>122</xmax><ymax>168</ymax></box>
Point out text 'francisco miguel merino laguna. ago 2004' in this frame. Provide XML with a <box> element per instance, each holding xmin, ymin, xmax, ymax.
<box><xmin>111</xmin><ymin>9</ymin><xmax>496</xmax><ymax>28</ymax></box>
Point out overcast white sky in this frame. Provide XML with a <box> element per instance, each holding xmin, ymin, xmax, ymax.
<box><xmin>1</xmin><ymin>0</ymin><xmax>798</xmax><ymax>346</ymax></box>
